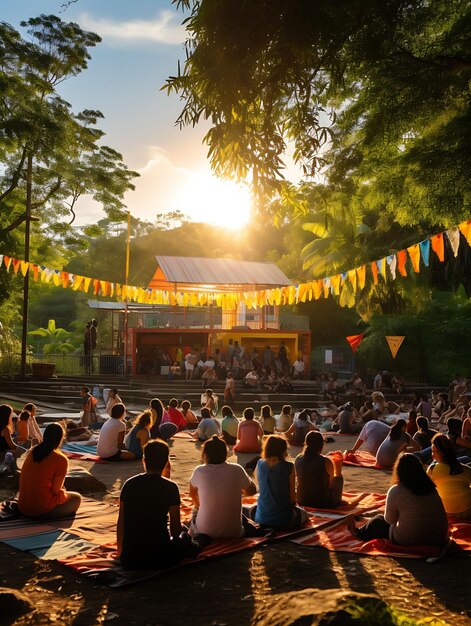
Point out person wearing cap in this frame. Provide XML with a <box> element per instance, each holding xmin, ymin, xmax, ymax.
<box><xmin>189</xmin><ymin>436</ymin><xmax>256</xmax><ymax>539</ymax></box>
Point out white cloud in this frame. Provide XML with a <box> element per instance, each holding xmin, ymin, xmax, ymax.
<box><xmin>78</xmin><ymin>10</ymin><xmax>185</xmax><ymax>45</ymax></box>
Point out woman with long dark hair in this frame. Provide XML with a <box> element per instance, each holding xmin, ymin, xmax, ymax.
<box><xmin>149</xmin><ymin>398</ymin><xmax>177</xmax><ymax>441</ymax></box>
<box><xmin>376</xmin><ymin>419</ymin><xmax>420</xmax><ymax>468</ymax></box>
<box><xmin>427</xmin><ymin>434</ymin><xmax>471</xmax><ymax>520</ymax></box>
<box><xmin>18</xmin><ymin>423</ymin><xmax>81</xmax><ymax>519</ymax></box>
<box><xmin>350</xmin><ymin>454</ymin><xmax>448</xmax><ymax>546</ymax></box>
<box><xmin>0</xmin><ymin>404</ymin><xmax>24</xmax><ymax>460</ymax></box>
<box><xmin>295</xmin><ymin>431</ymin><xmax>344</xmax><ymax>508</ymax></box>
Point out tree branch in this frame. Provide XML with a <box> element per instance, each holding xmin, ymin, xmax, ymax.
<box><xmin>0</xmin><ymin>213</ymin><xmax>28</xmax><ymax>235</ymax></box>
<box><xmin>31</xmin><ymin>176</ymin><xmax>63</xmax><ymax>209</ymax></box>
<box><xmin>0</xmin><ymin>146</ymin><xmax>27</xmax><ymax>203</ymax></box>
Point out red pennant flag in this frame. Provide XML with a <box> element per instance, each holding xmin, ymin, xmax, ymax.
<box><xmin>346</xmin><ymin>334</ymin><xmax>364</xmax><ymax>353</ymax></box>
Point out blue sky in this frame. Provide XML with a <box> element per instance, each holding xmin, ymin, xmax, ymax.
<box><xmin>2</xmin><ymin>0</ymin><xmax>260</xmax><ymax>228</ymax></box>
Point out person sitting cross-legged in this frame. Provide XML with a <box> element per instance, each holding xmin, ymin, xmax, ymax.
<box><xmin>193</xmin><ymin>408</ymin><xmax>220</xmax><ymax>442</ymax></box>
<box><xmin>97</xmin><ymin>403</ymin><xmax>136</xmax><ymax>461</ymax></box>
<box><xmin>18</xmin><ymin>423</ymin><xmax>81</xmax><ymax>519</ymax></box>
<box><xmin>117</xmin><ymin>438</ymin><xmax>200</xmax><ymax>569</ymax></box>
<box><xmin>295</xmin><ymin>431</ymin><xmax>344</xmax><ymax>509</ymax></box>
<box><xmin>349</xmin><ymin>454</ymin><xmax>449</xmax><ymax>548</ymax></box>
<box><xmin>189</xmin><ymin>436</ymin><xmax>257</xmax><ymax>540</ymax></box>
<box><xmin>251</xmin><ymin>435</ymin><xmax>308</xmax><ymax>530</ymax></box>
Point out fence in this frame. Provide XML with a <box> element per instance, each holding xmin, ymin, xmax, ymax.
<box><xmin>0</xmin><ymin>353</ymin><xmax>127</xmax><ymax>377</ymax></box>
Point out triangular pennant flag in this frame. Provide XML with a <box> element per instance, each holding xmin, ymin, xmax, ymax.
<box><xmin>347</xmin><ymin>269</ymin><xmax>357</xmax><ymax>292</ymax></box>
<box><xmin>431</xmin><ymin>233</ymin><xmax>445</xmax><ymax>261</ymax></box>
<box><xmin>386</xmin><ymin>255</ymin><xmax>397</xmax><ymax>280</ymax></box>
<box><xmin>397</xmin><ymin>250</ymin><xmax>408</xmax><ymax>276</ymax></box>
<box><xmin>12</xmin><ymin>259</ymin><xmax>21</xmax><ymax>274</ymax></box>
<box><xmin>32</xmin><ymin>264</ymin><xmax>39</xmax><ymax>281</ymax></box>
<box><xmin>20</xmin><ymin>261</ymin><xmax>29</xmax><ymax>276</ymax></box>
<box><xmin>330</xmin><ymin>275</ymin><xmax>341</xmax><ymax>296</ymax></box>
<box><xmin>370</xmin><ymin>261</ymin><xmax>378</xmax><ymax>285</ymax></box>
<box><xmin>3</xmin><ymin>256</ymin><xmax>12</xmax><ymax>271</ymax></box>
<box><xmin>356</xmin><ymin>266</ymin><xmax>366</xmax><ymax>290</ymax></box>
<box><xmin>419</xmin><ymin>240</ymin><xmax>430</xmax><ymax>267</ymax></box>
<box><xmin>458</xmin><ymin>220</ymin><xmax>471</xmax><ymax>246</ymax></box>
<box><xmin>446</xmin><ymin>228</ymin><xmax>460</xmax><ymax>257</ymax></box>
<box><xmin>346</xmin><ymin>334</ymin><xmax>364</xmax><ymax>353</ymax></box>
<box><xmin>386</xmin><ymin>335</ymin><xmax>405</xmax><ymax>359</ymax></box>
<box><xmin>407</xmin><ymin>244</ymin><xmax>421</xmax><ymax>273</ymax></box>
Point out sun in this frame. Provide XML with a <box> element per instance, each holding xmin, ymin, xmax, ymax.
<box><xmin>177</xmin><ymin>173</ymin><xmax>252</xmax><ymax>230</ymax></box>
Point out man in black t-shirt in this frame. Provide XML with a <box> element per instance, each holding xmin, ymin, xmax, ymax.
<box><xmin>117</xmin><ymin>439</ymin><xmax>199</xmax><ymax>569</ymax></box>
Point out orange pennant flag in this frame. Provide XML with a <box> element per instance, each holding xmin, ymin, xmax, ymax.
<box><xmin>386</xmin><ymin>335</ymin><xmax>405</xmax><ymax>359</ymax></box>
<box><xmin>61</xmin><ymin>271</ymin><xmax>69</xmax><ymax>288</ymax></box>
<box><xmin>12</xmin><ymin>259</ymin><xmax>21</xmax><ymax>274</ymax></box>
<box><xmin>346</xmin><ymin>334</ymin><xmax>364</xmax><ymax>353</ymax></box>
<box><xmin>32</xmin><ymin>264</ymin><xmax>39</xmax><ymax>281</ymax></box>
<box><xmin>330</xmin><ymin>275</ymin><xmax>341</xmax><ymax>296</ymax></box>
<box><xmin>370</xmin><ymin>261</ymin><xmax>378</xmax><ymax>285</ymax></box>
<box><xmin>407</xmin><ymin>244</ymin><xmax>421</xmax><ymax>273</ymax></box>
<box><xmin>397</xmin><ymin>250</ymin><xmax>408</xmax><ymax>276</ymax></box>
<box><xmin>431</xmin><ymin>233</ymin><xmax>445</xmax><ymax>262</ymax></box>
<box><xmin>356</xmin><ymin>266</ymin><xmax>366</xmax><ymax>290</ymax></box>
<box><xmin>2</xmin><ymin>256</ymin><xmax>12</xmax><ymax>271</ymax></box>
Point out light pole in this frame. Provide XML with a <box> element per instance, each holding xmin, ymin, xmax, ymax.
<box><xmin>19</xmin><ymin>152</ymin><xmax>33</xmax><ymax>380</ymax></box>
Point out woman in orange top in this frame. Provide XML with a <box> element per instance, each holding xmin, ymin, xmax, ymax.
<box><xmin>18</xmin><ymin>423</ymin><xmax>81</xmax><ymax>519</ymax></box>
<box><xmin>16</xmin><ymin>411</ymin><xmax>31</xmax><ymax>447</ymax></box>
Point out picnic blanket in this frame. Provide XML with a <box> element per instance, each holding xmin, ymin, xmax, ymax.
<box><xmin>61</xmin><ymin>442</ymin><xmax>104</xmax><ymax>462</ymax></box>
<box><xmin>0</xmin><ymin>493</ymin><xmax>342</xmax><ymax>587</ymax></box>
<box><xmin>339</xmin><ymin>450</ymin><xmax>390</xmax><ymax>470</ymax></box>
<box><xmin>291</xmin><ymin>517</ymin><xmax>471</xmax><ymax>560</ymax></box>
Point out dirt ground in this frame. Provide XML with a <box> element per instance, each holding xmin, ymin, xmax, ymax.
<box><xmin>0</xmin><ymin>434</ymin><xmax>470</xmax><ymax>626</ymax></box>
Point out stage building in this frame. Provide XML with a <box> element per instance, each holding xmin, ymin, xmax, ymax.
<box><xmin>89</xmin><ymin>256</ymin><xmax>311</xmax><ymax>376</ymax></box>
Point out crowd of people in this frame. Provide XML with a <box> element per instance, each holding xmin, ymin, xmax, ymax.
<box><xmin>1</xmin><ymin>369</ymin><xmax>470</xmax><ymax>571</ymax></box>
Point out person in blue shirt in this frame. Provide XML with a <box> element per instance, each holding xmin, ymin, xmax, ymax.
<box><xmin>253</xmin><ymin>435</ymin><xmax>308</xmax><ymax>530</ymax></box>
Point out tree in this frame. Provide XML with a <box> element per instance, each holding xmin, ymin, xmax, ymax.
<box><xmin>165</xmin><ymin>1</ymin><xmax>470</xmax><ymax>224</ymax></box>
<box><xmin>0</xmin><ymin>15</ymin><xmax>138</xmax><ymax>244</ymax></box>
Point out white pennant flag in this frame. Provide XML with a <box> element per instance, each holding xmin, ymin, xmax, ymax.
<box><xmin>446</xmin><ymin>228</ymin><xmax>460</xmax><ymax>257</ymax></box>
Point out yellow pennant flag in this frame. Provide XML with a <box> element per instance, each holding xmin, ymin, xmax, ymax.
<box><xmin>386</xmin><ymin>335</ymin><xmax>405</xmax><ymax>359</ymax></box>
<box><xmin>20</xmin><ymin>261</ymin><xmax>30</xmax><ymax>276</ymax></box>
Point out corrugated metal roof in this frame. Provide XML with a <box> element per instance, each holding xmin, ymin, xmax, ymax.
<box><xmin>151</xmin><ymin>256</ymin><xmax>292</xmax><ymax>291</ymax></box>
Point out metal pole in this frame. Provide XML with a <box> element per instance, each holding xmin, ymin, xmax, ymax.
<box><xmin>123</xmin><ymin>211</ymin><xmax>131</xmax><ymax>376</ymax></box>
<box><xmin>19</xmin><ymin>153</ymin><xmax>33</xmax><ymax>380</ymax></box>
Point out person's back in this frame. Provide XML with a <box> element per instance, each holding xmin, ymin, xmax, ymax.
<box><xmin>278</xmin><ymin>406</ymin><xmax>293</xmax><ymax>432</ymax></box>
<box><xmin>166</xmin><ymin>402</ymin><xmax>188</xmax><ymax>431</ymax></box>
<box><xmin>376</xmin><ymin>424</ymin><xmax>412</xmax><ymax>468</ymax></box>
<box><xmin>19</xmin><ymin>447</ymin><xmax>68</xmax><ymax>517</ymax></box>
<box><xmin>295</xmin><ymin>453</ymin><xmax>332</xmax><ymax>508</ymax></box>
<box><xmin>197</xmin><ymin>416</ymin><xmax>220</xmax><ymax>441</ymax></box>
<box><xmin>120</xmin><ymin>471</ymin><xmax>180</xmax><ymax>567</ymax></box>
<box><xmin>255</xmin><ymin>458</ymin><xmax>293</xmax><ymax>527</ymax></box>
<box><xmin>413</xmin><ymin>420</ymin><xmax>438</xmax><ymax>450</ymax></box>
<box><xmin>386</xmin><ymin>482</ymin><xmax>448</xmax><ymax>546</ymax></box>
<box><xmin>358</xmin><ymin>421</ymin><xmax>390</xmax><ymax>454</ymax></box>
<box><xmin>234</xmin><ymin>410</ymin><xmax>262</xmax><ymax>453</ymax></box>
<box><xmin>97</xmin><ymin>415</ymin><xmax>125</xmax><ymax>458</ymax></box>
<box><xmin>428</xmin><ymin>462</ymin><xmax>471</xmax><ymax>517</ymax></box>
<box><xmin>221</xmin><ymin>412</ymin><xmax>239</xmax><ymax>440</ymax></box>
<box><xmin>292</xmin><ymin>420</ymin><xmax>311</xmax><ymax>446</ymax></box>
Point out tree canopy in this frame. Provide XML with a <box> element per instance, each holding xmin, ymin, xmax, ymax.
<box><xmin>166</xmin><ymin>0</ymin><xmax>471</xmax><ymax>224</ymax></box>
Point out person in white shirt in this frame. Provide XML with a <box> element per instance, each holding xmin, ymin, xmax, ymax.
<box><xmin>292</xmin><ymin>358</ymin><xmax>305</xmax><ymax>379</ymax></box>
<box><xmin>346</xmin><ymin>420</ymin><xmax>391</xmax><ymax>456</ymax></box>
<box><xmin>189</xmin><ymin>435</ymin><xmax>256</xmax><ymax>539</ymax></box>
<box><xmin>97</xmin><ymin>404</ymin><xmax>135</xmax><ymax>461</ymax></box>
<box><xmin>244</xmin><ymin>369</ymin><xmax>260</xmax><ymax>388</ymax></box>
<box><xmin>106</xmin><ymin>388</ymin><xmax>122</xmax><ymax>416</ymax></box>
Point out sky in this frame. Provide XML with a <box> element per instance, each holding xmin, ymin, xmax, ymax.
<box><xmin>2</xmin><ymin>0</ymin><xmax>281</xmax><ymax>229</ymax></box>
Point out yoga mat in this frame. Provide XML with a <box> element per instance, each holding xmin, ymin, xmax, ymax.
<box><xmin>61</xmin><ymin>442</ymin><xmax>104</xmax><ymax>462</ymax></box>
<box><xmin>291</xmin><ymin>518</ymin><xmax>471</xmax><ymax>559</ymax></box>
<box><xmin>338</xmin><ymin>450</ymin><xmax>390</xmax><ymax>470</ymax></box>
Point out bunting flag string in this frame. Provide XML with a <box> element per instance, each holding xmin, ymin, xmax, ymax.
<box><xmin>1</xmin><ymin>219</ymin><xmax>470</xmax><ymax>309</ymax></box>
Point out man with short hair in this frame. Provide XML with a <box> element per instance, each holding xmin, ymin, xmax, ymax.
<box><xmin>117</xmin><ymin>439</ymin><xmax>199</xmax><ymax>569</ymax></box>
<box><xmin>97</xmin><ymin>404</ymin><xmax>135</xmax><ymax>461</ymax></box>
